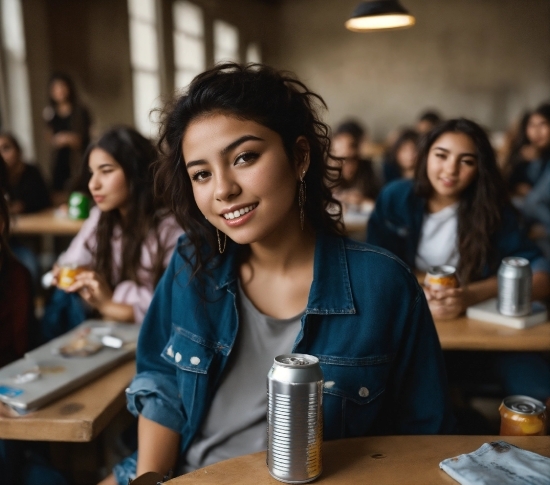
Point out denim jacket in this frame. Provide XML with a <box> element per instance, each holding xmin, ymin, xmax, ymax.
<box><xmin>114</xmin><ymin>231</ymin><xmax>456</xmax><ymax>483</ymax></box>
<box><xmin>366</xmin><ymin>179</ymin><xmax>550</xmax><ymax>277</ymax></box>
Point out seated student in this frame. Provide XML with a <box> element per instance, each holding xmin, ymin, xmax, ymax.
<box><xmin>0</xmin><ymin>184</ymin><xmax>67</xmax><ymax>485</ymax></box>
<box><xmin>100</xmin><ymin>63</ymin><xmax>456</xmax><ymax>485</ymax></box>
<box><xmin>500</xmin><ymin>111</ymin><xmax>538</xmax><ymax>198</ymax></box>
<box><xmin>367</xmin><ymin>118</ymin><xmax>550</xmax><ymax>402</ymax></box>
<box><xmin>41</xmin><ymin>126</ymin><xmax>183</xmax><ymax>341</ymax></box>
<box><xmin>0</xmin><ymin>183</ymin><xmax>35</xmax><ymax>366</ymax></box>
<box><xmin>381</xmin><ymin>128</ymin><xmax>419</xmax><ymax>185</ymax></box>
<box><xmin>416</xmin><ymin>109</ymin><xmax>443</xmax><ymax>136</ymax></box>
<box><xmin>0</xmin><ymin>131</ymin><xmax>51</xmax><ymax>285</ymax></box>
<box><xmin>0</xmin><ymin>131</ymin><xmax>50</xmax><ymax>215</ymax></box>
<box><xmin>520</xmin><ymin>103</ymin><xmax>550</xmax><ymax>259</ymax></box>
<box><xmin>331</xmin><ymin>120</ymin><xmax>379</xmax><ymax>212</ymax></box>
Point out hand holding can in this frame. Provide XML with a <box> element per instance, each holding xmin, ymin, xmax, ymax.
<box><xmin>424</xmin><ymin>266</ymin><xmax>459</xmax><ymax>291</ymax></box>
<box><xmin>56</xmin><ymin>264</ymin><xmax>83</xmax><ymax>290</ymax></box>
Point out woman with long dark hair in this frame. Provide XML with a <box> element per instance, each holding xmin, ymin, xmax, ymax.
<box><xmin>368</xmin><ymin>118</ymin><xmax>549</xmax><ymax>314</ymax></box>
<box><xmin>367</xmin><ymin>118</ymin><xmax>550</xmax><ymax>403</ymax></box>
<box><xmin>41</xmin><ymin>126</ymin><xmax>183</xmax><ymax>340</ymax></box>
<box><xmin>43</xmin><ymin>72</ymin><xmax>92</xmax><ymax>199</ymax></box>
<box><xmin>101</xmin><ymin>63</ymin><xmax>455</xmax><ymax>485</ymax></box>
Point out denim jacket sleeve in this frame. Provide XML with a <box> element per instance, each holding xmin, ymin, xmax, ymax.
<box><xmin>385</xmin><ymin>280</ymin><xmax>456</xmax><ymax>434</ymax></box>
<box><xmin>125</xmin><ymin>248</ymin><xmax>186</xmax><ymax>433</ymax></box>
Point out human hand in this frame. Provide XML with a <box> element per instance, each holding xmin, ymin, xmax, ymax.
<box><xmin>67</xmin><ymin>270</ymin><xmax>113</xmax><ymax>312</ymax></box>
<box><xmin>425</xmin><ymin>286</ymin><xmax>466</xmax><ymax>320</ymax></box>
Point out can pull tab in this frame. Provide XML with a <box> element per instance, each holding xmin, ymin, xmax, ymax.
<box><xmin>280</xmin><ymin>356</ymin><xmax>309</xmax><ymax>366</ymax></box>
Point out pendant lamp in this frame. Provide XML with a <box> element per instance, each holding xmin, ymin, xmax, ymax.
<box><xmin>345</xmin><ymin>1</ymin><xmax>415</xmax><ymax>32</ymax></box>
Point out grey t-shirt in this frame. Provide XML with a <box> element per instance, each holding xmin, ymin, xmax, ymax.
<box><xmin>182</xmin><ymin>282</ymin><xmax>304</xmax><ymax>473</ymax></box>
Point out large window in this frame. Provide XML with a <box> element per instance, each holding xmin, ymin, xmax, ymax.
<box><xmin>0</xmin><ymin>0</ymin><xmax>34</xmax><ymax>158</ymax></box>
<box><xmin>127</xmin><ymin>0</ymin><xmax>161</xmax><ymax>137</ymax></box>
<box><xmin>173</xmin><ymin>1</ymin><xmax>205</xmax><ymax>91</ymax></box>
<box><xmin>213</xmin><ymin>20</ymin><xmax>239</xmax><ymax>64</ymax></box>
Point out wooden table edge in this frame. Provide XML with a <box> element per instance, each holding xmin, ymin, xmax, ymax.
<box><xmin>0</xmin><ymin>360</ymin><xmax>135</xmax><ymax>442</ymax></box>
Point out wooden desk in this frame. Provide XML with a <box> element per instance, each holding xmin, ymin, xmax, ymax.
<box><xmin>0</xmin><ymin>360</ymin><xmax>135</xmax><ymax>442</ymax></box>
<box><xmin>166</xmin><ymin>435</ymin><xmax>550</xmax><ymax>485</ymax></box>
<box><xmin>435</xmin><ymin>316</ymin><xmax>550</xmax><ymax>351</ymax></box>
<box><xmin>11</xmin><ymin>208</ymin><xmax>84</xmax><ymax>236</ymax></box>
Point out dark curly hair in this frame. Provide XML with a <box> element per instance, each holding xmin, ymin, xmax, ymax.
<box><xmin>155</xmin><ymin>62</ymin><xmax>343</xmax><ymax>280</ymax></box>
<box><xmin>414</xmin><ymin>118</ymin><xmax>509</xmax><ymax>283</ymax></box>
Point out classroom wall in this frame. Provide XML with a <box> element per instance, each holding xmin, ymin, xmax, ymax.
<box><xmin>45</xmin><ymin>0</ymin><xmax>135</xmax><ymax>135</ymax></box>
<box><xmin>265</xmin><ymin>0</ymin><xmax>550</xmax><ymax>140</ymax></box>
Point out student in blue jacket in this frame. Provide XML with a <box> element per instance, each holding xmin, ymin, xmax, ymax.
<box><xmin>366</xmin><ymin>118</ymin><xmax>550</xmax><ymax>405</ymax></box>
<box><xmin>367</xmin><ymin>118</ymin><xmax>550</xmax><ymax>319</ymax></box>
<box><xmin>101</xmin><ymin>63</ymin><xmax>455</xmax><ymax>485</ymax></box>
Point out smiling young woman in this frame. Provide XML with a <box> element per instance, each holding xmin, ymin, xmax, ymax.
<box><xmin>367</xmin><ymin>118</ymin><xmax>550</xmax><ymax>318</ymax></box>
<box><xmin>103</xmin><ymin>63</ymin><xmax>456</xmax><ymax>485</ymax></box>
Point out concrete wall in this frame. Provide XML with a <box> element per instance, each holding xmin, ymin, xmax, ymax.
<box><xmin>44</xmin><ymin>0</ymin><xmax>135</xmax><ymax>135</ymax></box>
<box><xmin>266</xmin><ymin>0</ymin><xmax>550</xmax><ymax>140</ymax></box>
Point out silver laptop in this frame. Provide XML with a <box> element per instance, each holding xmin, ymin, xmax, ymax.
<box><xmin>0</xmin><ymin>320</ymin><xmax>139</xmax><ymax>413</ymax></box>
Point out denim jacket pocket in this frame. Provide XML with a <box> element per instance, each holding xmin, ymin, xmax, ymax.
<box><xmin>317</xmin><ymin>353</ymin><xmax>394</xmax><ymax>439</ymax></box>
<box><xmin>161</xmin><ymin>325</ymin><xmax>216</xmax><ymax>373</ymax></box>
<box><xmin>161</xmin><ymin>325</ymin><xmax>218</xmax><ymax>419</ymax></box>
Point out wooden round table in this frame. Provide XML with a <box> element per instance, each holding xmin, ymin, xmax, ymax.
<box><xmin>166</xmin><ymin>435</ymin><xmax>550</xmax><ymax>484</ymax></box>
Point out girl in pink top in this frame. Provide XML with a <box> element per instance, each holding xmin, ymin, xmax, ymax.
<box><xmin>42</xmin><ymin>127</ymin><xmax>183</xmax><ymax>339</ymax></box>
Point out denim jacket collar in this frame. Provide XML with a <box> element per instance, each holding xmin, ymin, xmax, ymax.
<box><xmin>213</xmin><ymin>232</ymin><xmax>356</xmax><ymax>315</ymax></box>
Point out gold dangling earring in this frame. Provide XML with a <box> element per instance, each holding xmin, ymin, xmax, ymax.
<box><xmin>217</xmin><ymin>229</ymin><xmax>227</xmax><ymax>254</ymax></box>
<box><xmin>299</xmin><ymin>170</ymin><xmax>306</xmax><ymax>231</ymax></box>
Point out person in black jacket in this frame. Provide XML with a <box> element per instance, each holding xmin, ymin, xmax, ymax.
<box><xmin>0</xmin><ymin>131</ymin><xmax>50</xmax><ymax>214</ymax></box>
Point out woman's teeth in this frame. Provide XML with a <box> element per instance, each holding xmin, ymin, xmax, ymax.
<box><xmin>223</xmin><ymin>204</ymin><xmax>256</xmax><ymax>220</ymax></box>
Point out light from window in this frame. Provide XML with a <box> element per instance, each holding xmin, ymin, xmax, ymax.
<box><xmin>0</xmin><ymin>0</ymin><xmax>34</xmax><ymax>158</ymax></box>
<box><xmin>213</xmin><ymin>20</ymin><xmax>239</xmax><ymax>64</ymax></box>
<box><xmin>127</xmin><ymin>0</ymin><xmax>161</xmax><ymax>137</ymax></box>
<box><xmin>246</xmin><ymin>42</ymin><xmax>261</xmax><ymax>64</ymax></box>
<box><xmin>173</xmin><ymin>1</ymin><xmax>205</xmax><ymax>90</ymax></box>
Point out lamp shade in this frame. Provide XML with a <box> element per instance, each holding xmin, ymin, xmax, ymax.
<box><xmin>345</xmin><ymin>1</ymin><xmax>415</xmax><ymax>31</ymax></box>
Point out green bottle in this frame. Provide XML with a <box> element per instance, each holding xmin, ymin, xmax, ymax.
<box><xmin>68</xmin><ymin>191</ymin><xmax>90</xmax><ymax>220</ymax></box>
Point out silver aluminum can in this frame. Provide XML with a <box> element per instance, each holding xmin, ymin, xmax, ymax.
<box><xmin>267</xmin><ymin>354</ymin><xmax>323</xmax><ymax>484</ymax></box>
<box><xmin>497</xmin><ymin>257</ymin><xmax>532</xmax><ymax>316</ymax></box>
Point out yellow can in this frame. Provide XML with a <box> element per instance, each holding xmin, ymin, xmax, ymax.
<box><xmin>499</xmin><ymin>395</ymin><xmax>547</xmax><ymax>436</ymax></box>
<box><xmin>57</xmin><ymin>265</ymin><xmax>82</xmax><ymax>290</ymax></box>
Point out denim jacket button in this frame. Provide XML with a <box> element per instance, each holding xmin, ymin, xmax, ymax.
<box><xmin>190</xmin><ymin>356</ymin><xmax>201</xmax><ymax>365</ymax></box>
<box><xmin>358</xmin><ymin>387</ymin><xmax>369</xmax><ymax>398</ymax></box>
<box><xmin>167</xmin><ymin>345</ymin><xmax>174</xmax><ymax>358</ymax></box>
<box><xmin>324</xmin><ymin>381</ymin><xmax>335</xmax><ymax>389</ymax></box>
<box><xmin>175</xmin><ymin>352</ymin><xmax>182</xmax><ymax>363</ymax></box>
